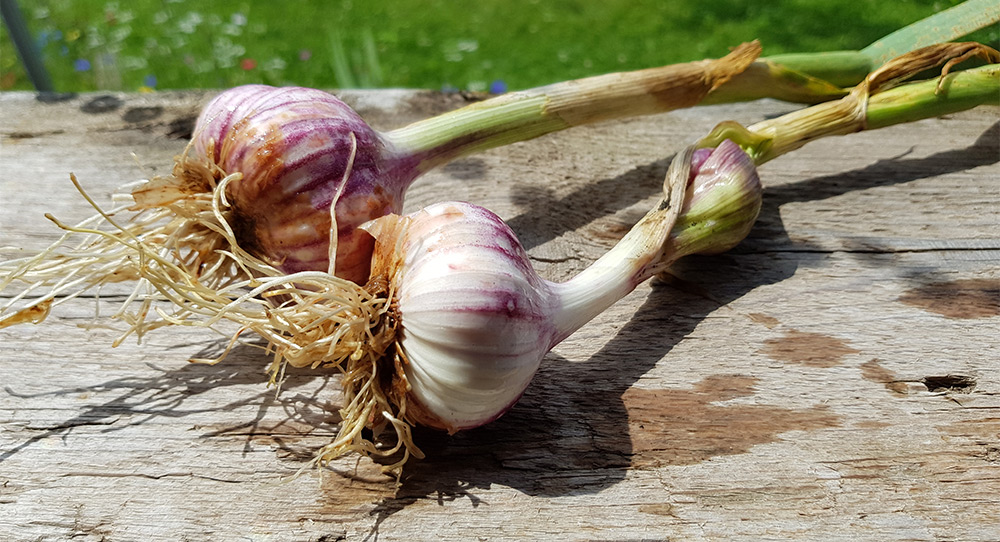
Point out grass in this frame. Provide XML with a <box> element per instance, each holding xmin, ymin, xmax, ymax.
<box><xmin>1</xmin><ymin>0</ymin><xmax>996</xmax><ymax>93</ymax></box>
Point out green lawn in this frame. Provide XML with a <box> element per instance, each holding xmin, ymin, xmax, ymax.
<box><xmin>1</xmin><ymin>0</ymin><xmax>994</xmax><ymax>93</ymax></box>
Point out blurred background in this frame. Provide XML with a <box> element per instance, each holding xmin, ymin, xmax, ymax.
<box><xmin>2</xmin><ymin>0</ymin><xmax>996</xmax><ymax>93</ymax></box>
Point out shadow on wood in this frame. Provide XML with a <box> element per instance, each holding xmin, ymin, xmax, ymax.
<box><xmin>0</xmin><ymin>342</ymin><xmax>339</xmax><ymax>466</ymax></box>
<box><xmin>360</xmin><ymin>120</ymin><xmax>1000</xmax><ymax>523</ymax></box>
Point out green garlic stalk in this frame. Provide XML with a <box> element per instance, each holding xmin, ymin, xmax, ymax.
<box><xmin>698</xmin><ymin>42</ymin><xmax>1000</xmax><ymax>166</ymax></box>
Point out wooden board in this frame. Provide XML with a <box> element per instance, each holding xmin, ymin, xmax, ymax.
<box><xmin>1</xmin><ymin>89</ymin><xmax>998</xmax><ymax>541</ymax></box>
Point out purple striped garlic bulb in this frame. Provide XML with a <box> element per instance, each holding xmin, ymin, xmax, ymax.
<box><xmin>361</xmin><ymin>140</ymin><xmax>761</xmax><ymax>432</ymax></box>
<box><xmin>192</xmin><ymin>85</ymin><xmax>413</xmax><ymax>283</ymax></box>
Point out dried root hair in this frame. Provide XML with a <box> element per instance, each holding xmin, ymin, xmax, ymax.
<box><xmin>0</xmin><ymin>143</ymin><xmax>422</xmax><ymax>475</ymax></box>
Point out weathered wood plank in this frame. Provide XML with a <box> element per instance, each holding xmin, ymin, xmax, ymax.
<box><xmin>1</xmin><ymin>90</ymin><xmax>998</xmax><ymax>541</ymax></box>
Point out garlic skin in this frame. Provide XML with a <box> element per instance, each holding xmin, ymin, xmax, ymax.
<box><xmin>363</xmin><ymin>141</ymin><xmax>762</xmax><ymax>433</ymax></box>
<box><xmin>365</xmin><ymin>203</ymin><xmax>561</xmax><ymax>433</ymax></box>
<box><xmin>672</xmin><ymin>139</ymin><xmax>763</xmax><ymax>256</ymax></box>
<box><xmin>192</xmin><ymin>85</ymin><xmax>417</xmax><ymax>283</ymax></box>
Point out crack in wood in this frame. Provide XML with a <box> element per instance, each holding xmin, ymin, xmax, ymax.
<box><xmin>3</xmin><ymin>129</ymin><xmax>67</xmax><ymax>139</ymax></box>
<box><xmin>923</xmin><ymin>375</ymin><xmax>977</xmax><ymax>393</ymax></box>
<box><xmin>57</xmin><ymin>471</ymin><xmax>244</xmax><ymax>483</ymax></box>
<box><xmin>23</xmin><ymin>416</ymin><xmax>121</xmax><ymax>431</ymax></box>
<box><xmin>750</xmin><ymin>246</ymin><xmax>1000</xmax><ymax>254</ymax></box>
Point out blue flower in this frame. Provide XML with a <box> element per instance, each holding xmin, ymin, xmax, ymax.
<box><xmin>74</xmin><ymin>58</ymin><xmax>91</xmax><ymax>71</ymax></box>
<box><xmin>489</xmin><ymin>80</ymin><xmax>508</xmax><ymax>94</ymax></box>
<box><xmin>143</xmin><ymin>74</ymin><xmax>157</xmax><ymax>88</ymax></box>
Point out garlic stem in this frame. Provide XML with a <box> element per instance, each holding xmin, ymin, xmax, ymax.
<box><xmin>756</xmin><ymin>0</ymin><xmax>1000</xmax><ymax>87</ymax></box>
<box><xmin>386</xmin><ymin>43</ymin><xmax>761</xmax><ymax>173</ymax></box>
<box><xmin>550</xmin><ymin>147</ymin><xmax>694</xmax><ymax>342</ymax></box>
<box><xmin>864</xmin><ymin>64</ymin><xmax>1000</xmax><ymax>130</ymax></box>
<box><xmin>550</xmin><ymin>138</ymin><xmax>763</xmax><ymax>341</ymax></box>
<box><xmin>748</xmin><ymin>60</ymin><xmax>1000</xmax><ymax>165</ymax></box>
<box><xmin>698</xmin><ymin>44</ymin><xmax>1000</xmax><ymax>166</ymax></box>
<box><xmin>383</xmin><ymin>93</ymin><xmax>565</xmax><ymax>174</ymax></box>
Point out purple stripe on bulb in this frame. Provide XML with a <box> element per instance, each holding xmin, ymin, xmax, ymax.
<box><xmin>188</xmin><ymin>84</ymin><xmax>427</xmax><ymax>282</ymax></box>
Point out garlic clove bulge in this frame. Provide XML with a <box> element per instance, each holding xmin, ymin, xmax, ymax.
<box><xmin>364</xmin><ymin>203</ymin><xmax>560</xmax><ymax>433</ymax></box>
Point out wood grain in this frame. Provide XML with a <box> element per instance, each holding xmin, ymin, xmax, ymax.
<box><xmin>1</xmin><ymin>90</ymin><xmax>998</xmax><ymax>541</ymax></box>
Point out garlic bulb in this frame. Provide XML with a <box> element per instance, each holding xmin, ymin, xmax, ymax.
<box><xmin>363</xmin><ymin>140</ymin><xmax>762</xmax><ymax>432</ymax></box>
<box><xmin>364</xmin><ymin>202</ymin><xmax>562</xmax><ymax>432</ymax></box>
<box><xmin>191</xmin><ymin>85</ymin><xmax>411</xmax><ymax>283</ymax></box>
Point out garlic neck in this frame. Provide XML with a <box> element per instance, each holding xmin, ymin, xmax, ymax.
<box><xmin>549</xmin><ymin>148</ymin><xmax>693</xmax><ymax>344</ymax></box>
